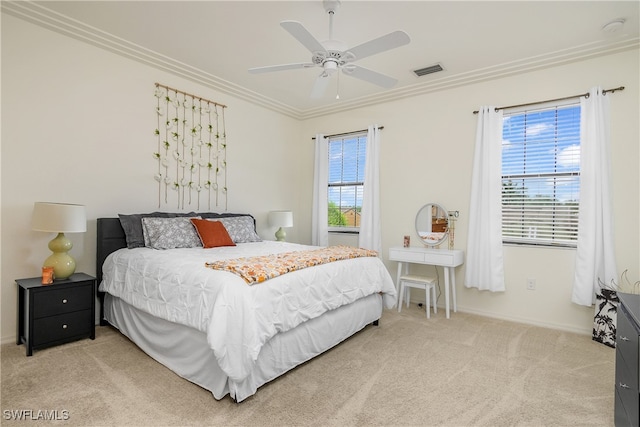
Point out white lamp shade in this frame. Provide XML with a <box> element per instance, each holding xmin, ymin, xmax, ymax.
<box><xmin>32</xmin><ymin>202</ymin><xmax>87</xmax><ymax>233</ymax></box>
<box><xmin>268</xmin><ymin>210</ymin><xmax>293</xmax><ymax>228</ymax></box>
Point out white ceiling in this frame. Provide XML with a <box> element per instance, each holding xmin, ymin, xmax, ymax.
<box><xmin>6</xmin><ymin>1</ymin><xmax>639</xmax><ymax>119</ymax></box>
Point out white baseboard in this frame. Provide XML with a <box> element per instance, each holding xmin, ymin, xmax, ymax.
<box><xmin>2</xmin><ymin>335</ymin><xmax>17</xmax><ymax>346</ymax></box>
<box><xmin>452</xmin><ymin>305</ymin><xmax>592</xmax><ymax>336</ymax></box>
<box><xmin>403</xmin><ymin>292</ymin><xmax>593</xmax><ymax>335</ymax></box>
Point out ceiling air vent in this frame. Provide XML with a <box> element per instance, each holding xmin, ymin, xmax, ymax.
<box><xmin>413</xmin><ymin>63</ymin><xmax>443</xmax><ymax>77</ymax></box>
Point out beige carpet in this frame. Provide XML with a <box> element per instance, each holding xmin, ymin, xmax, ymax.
<box><xmin>1</xmin><ymin>305</ymin><xmax>614</xmax><ymax>426</ymax></box>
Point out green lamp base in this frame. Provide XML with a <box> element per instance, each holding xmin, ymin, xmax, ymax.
<box><xmin>275</xmin><ymin>227</ymin><xmax>287</xmax><ymax>242</ymax></box>
<box><xmin>43</xmin><ymin>232</ymin><xmax>76</xmax><ymax>280</ymax></box>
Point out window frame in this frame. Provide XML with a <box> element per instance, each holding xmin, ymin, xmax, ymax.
<box><xmin>501</xmin><ymin>99</ymin><xmax>581</xmax><ymax>248</ymax></box>
<box><xmin>326</xmin><ymin>131</ymin><xmax>367</xmax><ymax>233</ymax></box>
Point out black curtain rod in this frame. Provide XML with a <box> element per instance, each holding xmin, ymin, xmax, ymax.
<box><xmin>311</xmin><ymin>126</ymin><xmax>384</xmax><ymax>140</ymax></box>
<box><xmin>472</xmin><ymin>86</ymin><xmax>625</xmax><ymax>114</ymax></box>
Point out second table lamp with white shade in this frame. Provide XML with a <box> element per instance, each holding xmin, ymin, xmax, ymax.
<box><xmin>268</xmin><ymin>210</ymin><xmax>293</xmax><ymax>242</ymax></box>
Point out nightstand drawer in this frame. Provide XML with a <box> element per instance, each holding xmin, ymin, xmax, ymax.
<box><xmin>32</xmin><ymin>309</ymin><xmax>93</xmax><ymax>346</ymax></box>
<box><xmin>32</xmin><ymin>285</ymin><xmax>93</xmax><ymax>318</ymax></box>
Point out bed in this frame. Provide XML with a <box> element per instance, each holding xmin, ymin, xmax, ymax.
<box><xmin>96</xmin><ymin>214</ymin><xmax>397</xmax><ymax>402</ymax></box>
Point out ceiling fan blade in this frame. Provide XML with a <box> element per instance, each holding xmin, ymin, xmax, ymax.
<box><xmin>248</xmin><ymin>63</ymin><xmax>315</xmax><ymax>74</ymax></box>
<box><xmin>311</xmin><ymin>74</ymin><xmax>331</xmax><ymax>98</ymax></box>
<box><xmin>345</xmin><ymin>30</ymin><xmax>410</xmax><ymax>62</ymax></box>
<box><xmin>280</xmin><ymin>20</ymin><xmax>326</xmax><ymax>54</ymax></box>
<box><xmin>342</xmin><ymin>65</ymin><xmax>398</xmax><ymax>88</ymax></box>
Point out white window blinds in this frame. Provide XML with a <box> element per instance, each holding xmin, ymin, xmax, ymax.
<box><xmin>502</xmin><ymin>103</ymin><xmax>581</xmax><ymax>247</ymax></box>
<box><xmin>328</xmin><ymin>132</ymin><xmax>367</xmax><ymax>230</ymax></box>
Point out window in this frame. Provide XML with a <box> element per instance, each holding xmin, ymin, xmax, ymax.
<box><xmin>327</xmin><ymin>132</ymin><xmax>367</xmax><ymax>232</ymax></box>
<box><xmin>502</xmin><ymin>102</ymin><xmax>581</xmax><ymax>247</ymax></box>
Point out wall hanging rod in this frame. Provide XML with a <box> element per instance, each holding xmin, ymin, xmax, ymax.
<box><xmin>312</xmin><ymin>126</ymin><xmax>384</xmax><ymax>140</ymax></box>
<box><xmin>155</xmin><ymin>82</ymin><xmax>227</xmax><ymax>108</ymax></box>
<box><xmin>472</xmin><ymin>86</ymin><xmax>624</xmax><ymax>114</ymax></box>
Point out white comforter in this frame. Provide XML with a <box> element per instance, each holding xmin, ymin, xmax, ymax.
<box><xmin>100</xmin><ymin>241</ymin><xmax>397</xmax><ymax>382</ymax></box>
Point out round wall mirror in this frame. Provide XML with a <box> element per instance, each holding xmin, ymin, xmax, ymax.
<box><xmin>415</xmin><ymin>203</ymin><xmax>449</xmax><ymax>246</ymax></box>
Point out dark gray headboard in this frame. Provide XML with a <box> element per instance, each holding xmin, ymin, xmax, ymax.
<box><xmin>96</xmin><ymin>218</ymin><xmax>127</xmax><ymax>285</ymax></box>
<box><xmin>96</xmin><ymin>218</ymin><xmax>127</xmax><ymax>324</ymax></box>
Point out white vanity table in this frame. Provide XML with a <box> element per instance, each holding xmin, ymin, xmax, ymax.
<box><xmin>389</xmin><ymin>246</ymin><xmax>464</xmax><ymax>319</ymax></box>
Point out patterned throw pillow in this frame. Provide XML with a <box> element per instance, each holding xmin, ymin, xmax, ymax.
<box><xmin>142</xmin><ymin>216</ymin><xmax>202</xmax><ymax>249</ymax></box>
<box><xmin>217</xmin><ymin>216</ymin><xmax>262</xmax><ymax>243</ymax></box>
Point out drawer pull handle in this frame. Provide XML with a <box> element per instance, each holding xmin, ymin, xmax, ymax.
<box><xmin>619</xmin><ymin>382</ymin><xmax>630</xmax><ymax>389</ymax></box>
<box><xmin>62</xmin><ymin>299</ymin><xmax>68</xmax><ymax>304</ymax></box>
<box><xmin>619</xmin><ymin>336</ymin><xmax>629</xmax><ymax>341</ymax></box>
<box><xmin>62</xmin><ymin>324</ymin><xmax>68</xmax><ymax>329</ymax></box>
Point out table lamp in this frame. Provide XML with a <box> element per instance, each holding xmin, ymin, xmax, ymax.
<box><xmin>268</xmin><ymin>210</ymin><xmax>293</xmax><ymax>242</ymax></box>
<box><xmin>32</xmin><ymin>202</ymin><xmax>87</xmax><ymax>280</ymax></box>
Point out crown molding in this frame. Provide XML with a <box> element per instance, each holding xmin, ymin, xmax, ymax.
<box><xmin>4</xmin><ymin>1</ymin><xmax>638</xmax><ymax>121</ymax></box>
<box><xmin>298</xmin><ymin>37</ymin><xmax>639</xmax><ymax>119</ymax></box>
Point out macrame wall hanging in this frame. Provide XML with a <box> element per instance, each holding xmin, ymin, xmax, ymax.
<box><xmin>153</xmin><ymin>83</ymin><xmax>227</xmax><ymax>211</ymax></box>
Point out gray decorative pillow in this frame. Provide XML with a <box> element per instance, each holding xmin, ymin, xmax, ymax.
<box><xmin>217</xmin><ymin>216</ymin><xmax>262</xmax><ymax>243</ymax></box>
<box><xmin>142</xmin><ymin>216</ymin><xmax>202</xmax><ymax>249</ymax></box>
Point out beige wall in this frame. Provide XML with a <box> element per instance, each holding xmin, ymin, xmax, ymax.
<box><xmin>305</xmin><ymin>48</ymin><xmax>639</xmax><ymax>334</ymax></box>
<box><xmin>1</xmin><ymin>15</ymin><xmax>305</xmax><ymax>342</ymax></box>
<box><xmin>2</xmin><ymin>13</ymin><xmax>638</xmax><ymax>343</ymax></box>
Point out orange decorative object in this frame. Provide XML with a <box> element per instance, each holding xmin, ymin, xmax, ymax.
<box><xmin>42</xmin><ymin>267</ymin><xmax>54</xmax><ymax>285</ymax></box>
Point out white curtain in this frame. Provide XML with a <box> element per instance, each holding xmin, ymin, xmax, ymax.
<box><xmin>572</xmin><ymin>87</ymin><xmax>617</xmax><ymax>306</ymax></box>
<box><xmin>359</xmin><ymin>125</ymin><xmax>382</xmax><ymax>253</ymax></box>
<box><xmin>464</xmin><ymin>107</ymin><xmax>505</xmax><ymax>292</ymax></box>
<box><xmin>311</xmin><ymin>134</ymin><xmax>329</xmax><ymax>247</ymax></box>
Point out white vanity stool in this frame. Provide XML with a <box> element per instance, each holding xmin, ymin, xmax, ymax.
<box><xmin>397</xmin><ymin>274</ymin><xmax>437</xmax><ymax>318</ymax></box>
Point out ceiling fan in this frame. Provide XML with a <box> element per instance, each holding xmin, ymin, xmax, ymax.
<box><xmin>248</xmin><ymin>0</ymin><xmax>410</xmax><ymax>98</ymax></box>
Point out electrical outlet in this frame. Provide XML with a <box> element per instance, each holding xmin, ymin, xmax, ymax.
<box><xmin>527</xmin><ymin>278</ymin><xmax>536</xmax><ymax>290</ymax></box>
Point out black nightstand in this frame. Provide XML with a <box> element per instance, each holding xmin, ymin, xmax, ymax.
<box><xmin>16</xmin><ymin>272</ymin><xmax>96</xmax><ymax>356</ymax></box>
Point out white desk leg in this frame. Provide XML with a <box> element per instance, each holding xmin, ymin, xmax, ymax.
<box><xmin>450</xmin><ymin>266</ymin><xmax>457</xmax><ymax>313</ymax></box>
<box><xmin>444</xmin><ymin>267</ymin><xmax>450</xmax><ymax>319</ymax></box>
<box><xmin>395</xmin><ymin>262</ymin><xmax>403</xmax><ymax>293</ymax></box>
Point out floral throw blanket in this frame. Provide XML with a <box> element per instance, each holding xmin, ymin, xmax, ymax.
<box><xmin>205</xmin><ymin>245</ymin><xmax>378</xmax><ymax>285</ymax></box>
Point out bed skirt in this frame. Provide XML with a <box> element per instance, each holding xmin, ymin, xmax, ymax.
<box><xmin>103</xmin><ymin>292</ymin><xmax>383</xmax><ymax>402</ymax></box>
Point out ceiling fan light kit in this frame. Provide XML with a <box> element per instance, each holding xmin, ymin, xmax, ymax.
<box><xmin>248</xmin><ymin>0</ymin><xmax>410</xmax><ymax>99</ymax></box>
